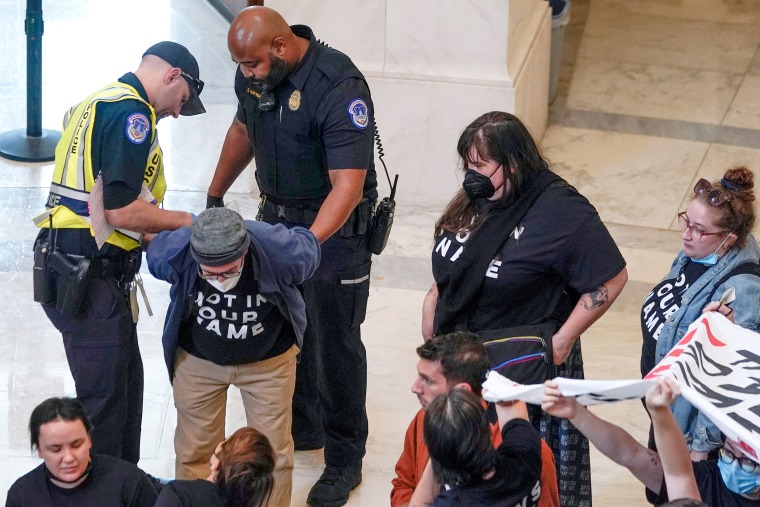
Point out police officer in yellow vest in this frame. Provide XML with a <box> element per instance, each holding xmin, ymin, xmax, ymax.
<box><xmin>32</xmin><ymin>41</ymin><xmax>205</xmax><ymax>465</ymax></box>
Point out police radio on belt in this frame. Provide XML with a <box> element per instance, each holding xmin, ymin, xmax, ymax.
<box><xmin>368</xmin><ymin>121</ymin><xmax>397</xmax><ymax>255</ymax></box>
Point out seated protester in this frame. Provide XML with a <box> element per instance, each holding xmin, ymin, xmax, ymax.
<box><xmin>542</xmin><ymin>376</ymin><xmax>760</xmax><ymax>506</ymax></box>
<box><xmin>5</xmin><ymin>397</ymin><xmax>157</xmax><ymax>507</ymax></box>
<box><xmin>154</xmin><ymin>427</ymin><xmax>274</xmax><ymax>507</ymax></box>
<box><xmin>410</xmin><ymin>390</ymin><xmax>542</xmax><ymax>507</ymax></box>
<box><xmin>391</xmin><ymin>331</ymin><xmax>559</xmax><ymax>507</ymax></box>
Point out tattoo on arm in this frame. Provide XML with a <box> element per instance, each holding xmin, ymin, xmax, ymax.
<box><xmin>581</xmin><ymin>285</ymin><xmax>609</xmax><ymax>310</ymax></box>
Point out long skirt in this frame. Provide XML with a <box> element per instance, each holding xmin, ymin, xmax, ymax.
<box><xmin>531</xmin><ymin>339</ymin><xmax>592</xmax><ymax>507</ymax></box>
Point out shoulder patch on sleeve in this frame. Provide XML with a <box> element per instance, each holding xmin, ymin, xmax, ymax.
<box><xmin>125</xmin><ymin>113</ymin><xmax>150</xmax><ymax>144</ymax></box>
<box><xmin>347</xmin><ymin>99</ymin><xmax>369</xmax><ymax>129</ymax></box>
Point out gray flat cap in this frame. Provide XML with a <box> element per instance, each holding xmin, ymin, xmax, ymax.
<box><xmin>190</xmin><ymin>207</ymin><xmax>250</xmax><ymax>266</ymax></box>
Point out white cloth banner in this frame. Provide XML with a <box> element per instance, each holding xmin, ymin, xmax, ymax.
<box><xmin>482</xmin><ymin>312</ymin><xmax>760</xmax><ymax>463</ymax></box>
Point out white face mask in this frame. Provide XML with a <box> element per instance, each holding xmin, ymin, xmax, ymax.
<box><xmin>206</xmin><ymin>275</ymin><xmax>241</xmax><ymax>292</ymax></box>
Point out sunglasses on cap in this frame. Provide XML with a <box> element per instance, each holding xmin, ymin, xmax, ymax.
<box><xmin>694</xmin><ymin>178</ymin><xmax>733</xmax><ymax>207</ymax></box>
<box><xmin>180</xmin><ymin>71</ymin><xmax>204</xmax><ymax>96</ymax></box>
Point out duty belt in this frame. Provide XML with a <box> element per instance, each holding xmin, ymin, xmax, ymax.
<box><xmin>62</xmin><ymin>252</ymin><xmax>138</xmax><ymax>281</ymax></box>
<box><xmin>259</xmin><ymin>197</ymin><xmax>374</xmax><ymax>238</ymax></box>
<box><xmin>260</xmin><ymin>200</ymin><xmax>320</xmax><ymax>225</ymax></box>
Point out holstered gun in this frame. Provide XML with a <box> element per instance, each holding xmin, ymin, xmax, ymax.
<box><xmin>47</xmin><ymin>251</ymin><xmax>92</xmax><ymax>317</ymax></box>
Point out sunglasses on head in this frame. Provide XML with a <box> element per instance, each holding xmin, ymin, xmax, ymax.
<box><xmin>180</xmin><ymin>71</ymin><xmax>204</xmax><ymax>96</ymax></box>
<box><xmin>694</xmin><ymin>178</ymin><xmax>733</xmax><ymax>207</ymax></box>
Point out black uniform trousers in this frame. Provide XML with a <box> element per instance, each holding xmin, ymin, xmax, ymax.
<box><xmin>262</xmin><ymin>211</ymin><xmax>371</xmax><ymax>467</ymax></box>
<box><xmin>43</xmin><ymin>276</ymin><xmax>144</xmax><ymax>464</ymax></box>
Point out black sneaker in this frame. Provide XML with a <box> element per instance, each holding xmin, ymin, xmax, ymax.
<box><xmin>306</xmin><ymin>465</ymin><xmax>362</xmax><ymax>507</ymax></box>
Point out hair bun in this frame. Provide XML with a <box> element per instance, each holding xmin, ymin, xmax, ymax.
<box><xmin>723</xmin><ymin>166</ymin><xmax>754</xmax><ymax>192</ymax></box>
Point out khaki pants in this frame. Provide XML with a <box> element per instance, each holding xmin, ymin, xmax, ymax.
<box><xmin>173</xmin><ymin>345</ymin><xmax>298</xmax><ymax>507</ymax></box>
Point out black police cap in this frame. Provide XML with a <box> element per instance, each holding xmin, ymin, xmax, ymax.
<box><xmin>143</xmin><ymin>41</ymin><xmax>206</xmax><ymax>116</ymax></box>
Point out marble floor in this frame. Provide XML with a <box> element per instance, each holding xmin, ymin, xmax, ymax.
<box><xmin>1</xmin><ymin>0</ymin><xmax>760</xmax><ymax>505</ymax></box>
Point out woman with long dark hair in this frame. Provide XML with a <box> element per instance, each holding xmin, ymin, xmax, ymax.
<box><xmin>424</xmin><ymin>111</ymin><xmax>628</xmax><ymax>506</ymax></box>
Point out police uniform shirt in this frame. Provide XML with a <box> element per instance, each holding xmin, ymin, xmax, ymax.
<box><xmin>233</xmin><ymin>25</ymin><xmax>378</xmax><ymax>203</ymax></box>
<box><xmin>47</xmin><ymin>73</ymin><xmax>155</xmax><ymax>258</ymax></box>
<box><xmin>431</xmin><ymin>185</ymin><xmax>626</xmax><ymax>332</ymax></box>
<box><xmin>180</xmin><ymin>252</ymin><xmax>295</xmax><ymax>365</ymax></box>
<box><xmin>639</xmin><ymin>260</ymin><xmax>708</xmax><ymax>376</ymax></box>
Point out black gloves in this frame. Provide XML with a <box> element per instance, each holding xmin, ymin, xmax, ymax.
<box><xmin>206</xmin><ymin>194</ymin><xmax>224</xmax><ymax>209</ymax></box>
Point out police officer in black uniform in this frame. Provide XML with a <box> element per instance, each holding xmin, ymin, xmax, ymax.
<box><xmin>206</xmin><ymin>7</ymin><xmax>376</xmax><ymax>506</ymax></box>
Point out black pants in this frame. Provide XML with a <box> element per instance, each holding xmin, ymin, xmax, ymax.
<box><xmin>43</xmin><ymin>277</ymin><xmax>144</xmax><ymax>464</ymax></box>
<box><xmin>263</xmin><ymin>213</ymin><xmax>371</xmax><ymax>467</ymax></box>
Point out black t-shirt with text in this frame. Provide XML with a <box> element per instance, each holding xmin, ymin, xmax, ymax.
<box><xmin>640</xmin><ymin>260</ymin><xmax>708</xmax><ymax>376</ymax></box>
<box><xmin>180</xmin><ymin>253</ymin><xmax>294</xmax><ymax>365</ymax></box>
<box><xmin>432</xmin><ymin>185</ymin><xmax>626</xmax><ymax>332</ymax></box>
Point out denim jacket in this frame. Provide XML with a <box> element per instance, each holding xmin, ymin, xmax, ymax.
<box><xmin>653</xmin><ymin>234</ymin><xmax>760</xmax><ymax>452</ymax></box>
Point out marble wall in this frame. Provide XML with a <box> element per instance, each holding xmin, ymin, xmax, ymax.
<box><xmin>254</xmin><ymin>0</ymin><xmax>552</xmax><ymax>205</ymax></box>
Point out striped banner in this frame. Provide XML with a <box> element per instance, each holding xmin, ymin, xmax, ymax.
<box><xmin>482</xmin><ymin>312</ymin><xmax>760</xmax><ymax>464</ymax></box>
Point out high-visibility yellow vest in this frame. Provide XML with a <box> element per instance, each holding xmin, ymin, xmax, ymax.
<box><xmin>34</xmin><ymin>82</ymin><xmax>166</xmax><ymax>251</ymax></box>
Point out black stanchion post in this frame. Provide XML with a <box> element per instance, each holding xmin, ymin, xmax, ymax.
<box><xmin>0</xmin><ymin>0</ymin><xmax>61</xmax><ymax>162</ymax></box>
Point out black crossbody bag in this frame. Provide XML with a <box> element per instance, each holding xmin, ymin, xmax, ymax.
<box><xmin>479</xmin><ymin>296</ymin><xmax>565</xmax><ymax>385</ymax></box>
<box><xmin>434</xmin><ymin>170</ymin><xmax>568</xmax><ymax>385</ymax></box>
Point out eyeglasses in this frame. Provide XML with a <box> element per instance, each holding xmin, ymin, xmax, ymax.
<box><xmin>677</xmin><ymin>212</ymin><xmax>728</xmax><ymax>241</ymax></box>
<box><xmin>720</xmin><ymin>447</ymin><xmax>759</xmax><ymax>473</ymax></box>
<box><xmin>198</xmin><ymin>262</ymin><xmax>243</xmax><ymax>280</ymax></box>
<box><xmin>694</xmin><ymin>178</ymin><xmax>733</xmax><ymax>207</ymax></box>
<box><xmin>180</xmin><ymin>71</ymin><xmax>204</xmax><ymax>96</ymax></box>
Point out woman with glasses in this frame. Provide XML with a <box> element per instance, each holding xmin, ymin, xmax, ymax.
<box><xmin>154</xmin><ymin>427</ymin><xmax>275</xmax><ymax>507</ymax></box>
<box><xmin>640</xmin><ymin>167</ymin><xmax>760</xmax><ymax>459</ymax></box>
<box><xmin>424</xmin><ymin>111</ymin><xmax>628</xmax><ymax>506</ymax></box>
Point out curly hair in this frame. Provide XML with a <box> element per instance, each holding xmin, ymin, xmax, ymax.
<box><xmin>695</xmin><ymin>166</ymin><xmax>756</xmax><ymax>247</ymax></box>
